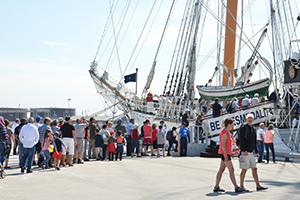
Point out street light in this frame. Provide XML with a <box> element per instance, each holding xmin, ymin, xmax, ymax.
<box><xmin>67</xmin><ymin>98</ymin><xmax>71</xmax><ymax>108</ymax></box>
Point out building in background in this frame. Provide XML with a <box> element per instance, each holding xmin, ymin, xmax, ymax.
<box><xmin>30</xmin><ymin>107</ymin><xmax>76</xmax><ymax>119</ymax></box>
<box><xmin>0</xmin><ymin>107</ymin><xmax>28</xmax><ymax>121</ymax></box>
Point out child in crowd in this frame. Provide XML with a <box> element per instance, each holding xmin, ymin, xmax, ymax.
<box><xmin>131</xmin><ymin>124</ymin><xmax>140</xmax><ymax>157</ymax></box>
<box><xmin>40</xmin><ymin>129</ymin><xmax>53</xmax><ymax>169</ymax></box>
<box><xmin>95</xmin><ymin>129</ymin><xmax>103</xmax><ymax>161</ymax></box>
<box><xmin>116</xmin><ymin>131</ymin><xmax>125</xmax><ymax>161</ymax></box>
<box><xmin>156</xmin><ymin>126</ymin><xmax>165</xmax><ymax>158</ymax></box>
<box><xmin>107</xmin><ymin>131</ymin><xmax>116</xmax><ymax>161</ymax></box>
<box><xmin>53</xmin><ymin>132</ymin><xmax>68</xmax><ymax>170</ymax></box>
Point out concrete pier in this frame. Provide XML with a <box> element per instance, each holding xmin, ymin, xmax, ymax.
<box><xmin>1</xmin><ymin>155</ymin><xmax>300</xmax><ymax>200</ymax></box>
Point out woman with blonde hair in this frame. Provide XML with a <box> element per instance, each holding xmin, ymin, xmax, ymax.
<box><xmin>214</xmin><ymin>118</ymin><xmax>242</xmax><ymax>193</ymax></box>
<box><xmin>265</xmin><ymin>124</ymin><xmax>277</xmax><ymax>164</ymax></box>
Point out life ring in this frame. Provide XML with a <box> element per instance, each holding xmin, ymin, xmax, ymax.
<box><xmin>232</xmin><ymin>140</ymin><xmax>240</xmax><ymax>155</ymax></box>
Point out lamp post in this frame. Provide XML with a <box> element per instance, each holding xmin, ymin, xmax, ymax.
<box><xmin>67</xmin><ymin>98</ymin><xmax>71</xmax><ymax>108</ymax></box>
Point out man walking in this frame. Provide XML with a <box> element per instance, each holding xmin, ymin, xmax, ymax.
<box><xmin>19</xmin><ymin>117</ymin><xmax>39</xmax><ymax>173</ymax></box>
<box><xmin>238</xmin><ymin>114</ymin><xmax>268</xmax><ymax>192</ymax></box>
<box><xmin>257</xmin><ymin>123</ymin><xmax>266</xmax><ymax>163</ymax></box>
<box><xmin>125</xmin><ymin>119</ymin><xmax>134</xmax><ymax>157</ymax></box>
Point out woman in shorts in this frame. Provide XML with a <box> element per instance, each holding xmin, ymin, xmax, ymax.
<box><xmin>213</xmin><ymin>118</ymin><xmax>242</xmax><ymax>193</ymax></box>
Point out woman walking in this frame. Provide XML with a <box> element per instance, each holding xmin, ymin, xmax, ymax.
<box><xmin>265</xmin><ymin>124</ymin><xmax>277</xmax><ymax>164</ymax></box>
<box><xmin>214</xmin><ymin>118</ymin><xmax>241</xmax><ymax>193</ymax></box>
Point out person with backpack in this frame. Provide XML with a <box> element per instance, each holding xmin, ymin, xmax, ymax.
<box><xmin>238</xmin><ymin>114</ymin><xmax>268</xmax><ymax>192</ymax></box>
<box><xmin>167</xmin><ymin>127</ymin><xmax>178</xmax><ymax>156</ymax></box>
<box><xmin>226</xmin><ymin>97</ymin><xmax>238</xmax><ymax>113</ymax></box>
<box><xmin>214</xmin><ymin>118</ymin><xmax>242</xmax><ymax>193</ymax></box>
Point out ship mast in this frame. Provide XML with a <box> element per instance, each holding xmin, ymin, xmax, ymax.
<box><xmin>222</xmin><ymin>0</ymin><xmax>238</xmax><ymax>86</ymax></box>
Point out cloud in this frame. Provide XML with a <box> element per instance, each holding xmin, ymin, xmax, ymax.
<box><xmin>42</xmin><ymin>40</ymin><xmax>70</xmax><ymax>47</ymax></box>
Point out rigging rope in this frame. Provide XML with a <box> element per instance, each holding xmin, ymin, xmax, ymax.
<box><xmin>128</xmin><ymin>0</ymin><xmax>165</xmax><ymax>73</ymax></box>
<box><xmin>106</xmin><ymin>0</ymin><xmax>132</xmax><ymax>71</ymax></box>
<box><xmin>120</xmin><ymin>0</ymin><xmax>158</xmax><ymax>82</ymax></box>
<box><xmin>94</xmin><ymin>0</ymin><xmax>119</xmax><ymax>61</ymax></box>
<box><xmin>109</xmin><ymin>0</ymin><xmax>124</xmax><ymax>76</ymax></box>
<box><xmin>107</xmin><ymin>0</ymin><xmax>140</xmax><ymax>71</ymax></box>
<box><xmin>170</xmin><ymin>0</ymin><xmax>194</xmax><ymax>95</ymax></box>
<box><xmin>162</xmin><ymin>0</ymin><xmax>192</xmax><ymax>96</ymax></box>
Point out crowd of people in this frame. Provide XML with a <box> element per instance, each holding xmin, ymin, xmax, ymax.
<box><xmin>0</xmin><ymin>108</ymin><xmax>277</xmax><ymax>193</ymax></box>
<box><xmin>0</xmin><ymin>114</ymin><xmax>197</xmax><ymax>174</ymax></box>
<box><xmin>211</xmin><ymin>89</ymin><xmax>281</xmax><ymax>118</ymax></box>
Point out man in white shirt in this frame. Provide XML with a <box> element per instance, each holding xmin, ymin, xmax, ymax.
<box><xmin>252</xmin><ymin>93</ymin><xmax>260</xmax><ymax>106</ymax></box>
<box><xmin>241</xmin><ymin>94</ymin><xmax>252</xmax><ymax>108</ymax></box>
<box><xmin>257</xmin><ymin>123</ymin><xmax>266</xmax><ymax>163</ymax></box>
<box><xmin>19</xmin><ymin>117</ymin><xmax>39</xmax><ymax>173</ymax></box>
<box><xmin>12</xmin><ymin>118</ymin><xmax>20</xmax><ymax>155</ymax></box>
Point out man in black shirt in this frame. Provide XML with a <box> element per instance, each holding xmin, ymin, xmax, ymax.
<box><xmin>14</xmin><ymin>118</ymin><xmax>27</xmax><ymax>167</ymax></box>
<box><xmin>182</xmin><ymin>109</ymin><xmax>195</xmax><ymax>127</ymax></box>
<box><xmin>238</xmin><ymin>114</ymin><xmax>268</xmax><ymax>192</ymax></box>
<box><xmin>212</xmin><ymin>98</ymin><xmax>223</xmax><ymax>118</ymax></box>
<box><xmin>60</xmin><ymin>116</ymin><xmax>76</xmax><ymax>167</ymax></box>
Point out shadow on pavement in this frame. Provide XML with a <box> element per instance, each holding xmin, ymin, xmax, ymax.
<box><xmin>206</xmin><ymin>191</ymin><xmax>253</xmax><ymax>197</ymax></box>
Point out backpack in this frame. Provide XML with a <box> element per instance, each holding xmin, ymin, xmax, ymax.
<box><xmin>235</xmin><ymin>124</ymin><xmax>244</xmax><ymax>147</ymax></box>
<box><xmin>226</xmin><ymin>101</ymin><xmax>234</xmax><ymax>113</ymax></box>
<box><xmin>166</xmin><ymin>130</ymin><xmax>173</xmax><ymax>140</ymax></box>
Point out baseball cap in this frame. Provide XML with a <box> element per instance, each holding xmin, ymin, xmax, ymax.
<box><xmin>182</xmin><ymin>122</ymin><xmax>187</xmax><ymax>126</ymax></box>
<box><xmin>246</xmin><ymin>113</ymin><xmax>254</xmax><ymax>119</ymax></box>
<box><xmin>245</xmin><ymin>94</ymin><xmax>250</xmax><ymax>98</ymax></box>
<box><xmin>118</xmin><ymin>118</ymin><xmax>123</xmax><ymax>122</ymax></box>
<box><xmin>110</xmin><ymin>131</ymin><xmax>115</xmax><ymax>135</ymax></box>
<box><xmin>54</xmin><ymin>132</ymin><xmax>59</xmax><ymax>136</ymax></box>
<box><xmin>185</xmin><ymin>109</ymin><xmax>190</xmax><ymax>112</ymax></box>
<box><xmin>35</xmin><ymin>116</ymin><xmax>42</xmax><ymax>121</ymax></box>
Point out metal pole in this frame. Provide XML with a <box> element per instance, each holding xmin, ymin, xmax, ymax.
<box><xmin>68</xmin><ymin>98</ymin><xmax>71</xmax><ymax>109</ymax></box>
<box><xmin>136</xmin><ymin>68</ymin><xmax>138</xmax><ymax>94</ymax></box>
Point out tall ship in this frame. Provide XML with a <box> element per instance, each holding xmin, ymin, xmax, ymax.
<box><xmin>88</xmin><ymin>0</ymin><xmax>300</xmax><ymax>157</ymax></box>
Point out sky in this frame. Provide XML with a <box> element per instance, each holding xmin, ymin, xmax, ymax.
<box><xmin>1</xmin><ymin>0</ymin><xmax>299</xmax><ymax>116</ymax></box>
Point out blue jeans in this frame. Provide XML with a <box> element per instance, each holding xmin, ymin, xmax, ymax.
<box><xmin>0</xmin><ymin>143</ymin><xmax>6</xmax><ymax>165</ymax></box>
<box><xmin>131</xmin><ymin>139</ymin><xmax>139</xmax><ymax>154</ymax></box>
<box><xmin>257</xmin><ymin>141</ymin><xmax>264</xmax><ymax>162</ymax></box>
<box><xmin>83</xmin><ymin>140</ymin><xmax>88</xmax><ymax>159</ymax></box>
<box><xmin>21</xmin><ymin>146</ymin><xmax>36</xmax><ymax>171</ymax></box>
<box><xmin>18</xmin><ymin>141</ymin><xmax>24</xmax><ymax>167</ymax></box>
<box><xmin>102</xmin><ymin>144</ymin><xmax>108</xmax><ymax>159</ymax></box>
<box><xmin>265</xmin><ymin>143</ymin><xmax>276</xmax><ymax>163</ymax></box>
<box><xmin>40</xmin><ymin>150</ymin><xmax>51</xmax><ymax>167</ymax></box>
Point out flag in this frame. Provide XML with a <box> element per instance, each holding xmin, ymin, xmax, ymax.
<box><xmin>124</xmin><ymin>73</ymin><xmax>137</xmax><ymax>83</ymax></box>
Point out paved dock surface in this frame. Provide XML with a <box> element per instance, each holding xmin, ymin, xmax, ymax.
<box><xmin>1</xmin><ymin>155</ymin><xmax>300</xmax><ymax>200</ymax></box>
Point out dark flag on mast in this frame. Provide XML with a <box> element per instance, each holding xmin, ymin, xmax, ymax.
<box><xmin>124</xmin><ymin>73</ymin><xmax>137</xmax><ymax>83</ymax></box>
